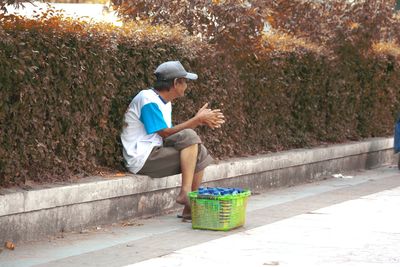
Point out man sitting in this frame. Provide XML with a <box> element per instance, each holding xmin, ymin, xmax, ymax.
<box><xmin>121</xmin><ymin>61</ymin><xmax>225</xmax><ymax>220</ymax></box>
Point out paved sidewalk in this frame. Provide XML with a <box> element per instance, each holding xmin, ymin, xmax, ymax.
<box><xmin>1</xmin><ymin>165</ymin><xmax>400</xmax><ymax>267</ymax></box>
<box><xmin>129</xmin><ymin>175</ymin><xmax>400</xmax><ymax>267</ymax></box>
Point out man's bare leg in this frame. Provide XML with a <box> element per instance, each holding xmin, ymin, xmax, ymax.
<box><xmin>181</xmin><ymin>169</ymin><xmax>204</xmax><ymax>218</ymax></box>
<box><xmin>176</xmin><ymin>144</ymin><xmax>198</xmax><ymax>207</ymax></box>
<box><xmin>192</xmin><ymin>169</ymin><xmax>204</xmax><ymax>191</ymax></box>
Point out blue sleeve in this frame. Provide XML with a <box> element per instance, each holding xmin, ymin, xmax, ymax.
<box><xmin>140</xmin><ymin>103</ymin><xmax>168</xmax><ymax>134</ymax></box>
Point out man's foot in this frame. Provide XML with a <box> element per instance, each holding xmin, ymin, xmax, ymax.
<box><xmin>177</xmin><ymin>203</ymin><xmax>192</xmax><ymax>222</ymax></box>
<box><xmin>181</xmin><ymin>204</ymin><xmax>191</xmax><ymax>218</ymax></box>
<box><xmin>176</xmin><ymin>191</ymin><xmax>190</xmax><ymax>206</ymax></box>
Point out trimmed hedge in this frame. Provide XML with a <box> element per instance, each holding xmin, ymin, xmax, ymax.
<box><xmin>0</xmin><ymin>13</ymin><xmax>399</xmax><ymax>187</ymax></box>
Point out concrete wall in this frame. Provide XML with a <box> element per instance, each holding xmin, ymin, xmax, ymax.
<box><xmin>0</xmin><ymin>137</ymin><xmax>396</xmax><ymax>243</ymax></box>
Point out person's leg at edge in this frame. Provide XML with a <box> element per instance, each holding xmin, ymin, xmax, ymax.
<box><xmin>176</xmin><ymin>143</ymin><xmax>198</xmax><ymax>207</ymax></box>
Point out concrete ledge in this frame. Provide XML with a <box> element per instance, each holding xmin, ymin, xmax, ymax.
<box><xmin>0</xmin><ymin>137</ymin><xmax>396</xmax><ymax>243</ymax></box>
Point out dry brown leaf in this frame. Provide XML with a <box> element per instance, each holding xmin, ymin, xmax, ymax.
<box><xmin>5</xmin><ymin>241</ymin><xmax>15</xmax><ymax>250</ymax></box>
<box><xmin>114</xmin><ymin>172</ymin><xmax>125</xmax><ymax>177</ymax></box>
<box><xmin>122</xmin><ymin>221</ymin><xmax>143</xmax><ymax>227</ymax></box>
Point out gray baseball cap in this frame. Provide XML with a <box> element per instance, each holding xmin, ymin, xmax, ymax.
<box><xmin>154</xmin><ymin>61</ymin><xmax>198</xmax><ymax>81</ymax></box>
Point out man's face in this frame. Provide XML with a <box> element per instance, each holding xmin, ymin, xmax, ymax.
<box><xmin>173</xmin><ymin>78</ymin><xmax>187</xmax><ymax>98</ymax></box>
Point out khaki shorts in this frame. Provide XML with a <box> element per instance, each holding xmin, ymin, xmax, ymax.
<box><xmin>137</xmin><ymin>129</ymin><xmax>214</xmax><ymax>178</ymax></box>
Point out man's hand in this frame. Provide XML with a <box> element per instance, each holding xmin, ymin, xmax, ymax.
<box><xmin>157</xmin><ymin>103</ymin><xmax>225</xmax><ymax>138</ymax></box>
<box><xmin>195</xmin><ymin>103</ymin><xmax>225</xmax><ymax>129</ymax></box>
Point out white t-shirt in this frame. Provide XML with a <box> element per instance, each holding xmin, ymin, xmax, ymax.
<box><xmin>121</xmin><ymin>89</ymin><xmax>172</xmax><ymax>173</ymax></box>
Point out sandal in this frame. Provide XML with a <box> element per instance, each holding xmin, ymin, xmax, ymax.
<box><xmin>177</xmin><ymin>214</ymin><xmax>192</xmax><ymax>220</ymax></box>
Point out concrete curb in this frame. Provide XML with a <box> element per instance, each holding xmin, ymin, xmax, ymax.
<box><xmin>0</xmin><ymin>137</ymin><xmax>396</xmax><ymax>243</ymax></box>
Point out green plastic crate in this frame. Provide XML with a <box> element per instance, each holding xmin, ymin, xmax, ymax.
<box><xmin>189</xmin><ymin>189</ymin><xmax>251</xmax><ymax>231</ymax></box>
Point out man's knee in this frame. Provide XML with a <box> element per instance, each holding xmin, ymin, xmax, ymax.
<box><xmin>179</xmin><ymin>129</ymin><xmax>199</xmax><ymax>140</ymax></box>
<box><xmin>166</xmin><ymin>129</ymin><xmax>202</xmax><ymax>150</ymax></box>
